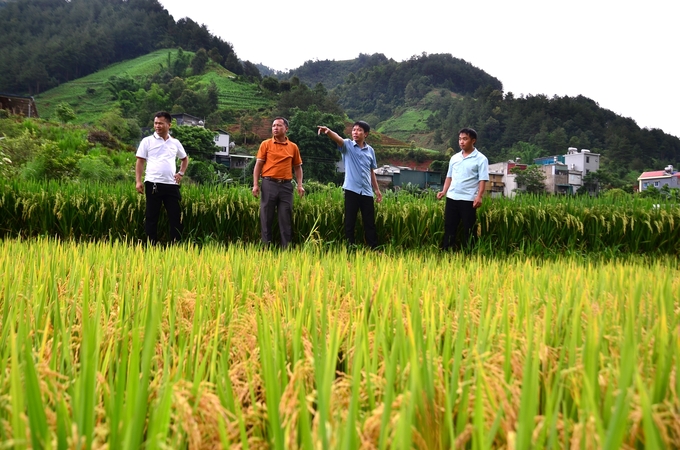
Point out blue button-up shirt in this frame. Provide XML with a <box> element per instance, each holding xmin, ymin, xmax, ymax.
<box><xmin>339</xmin><ymin>138</ymin><xmax>377</xmax><ymax>196</ymax></box>
<box><xmin>446</xmin><ymin>148</ymin><xmax>489</xmax><ymax>201</ymax></box>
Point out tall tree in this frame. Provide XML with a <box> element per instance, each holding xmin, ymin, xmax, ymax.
<box><xmin>287</xmin><ymin>106</ymin><xmax>345</xmax><ymax>183</ymax></box>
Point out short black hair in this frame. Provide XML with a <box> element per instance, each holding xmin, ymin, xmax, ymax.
<box><xmin>353</xmin><ymin>120</ymin><xmax>370</xmax><ymax>133</ymax></box>
<box><xmin>154</xmin><ymin>111</ymin><xmax>172</xmax><ymax>123</ymax></box>
<box><xmin>273</xmin><ymin>116</ymin><xmax>289</xmax><ymax>127</ymax></box>
<box><xmin>458</xmin><ymin>127</ymin><xmax>477</xmax><ymax>141</ymax></box>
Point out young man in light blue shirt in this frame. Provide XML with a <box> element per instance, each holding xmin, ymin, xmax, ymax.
<box><xmin>436</xmin><ymin>127</ymin><xmax>489</xmax><ymax>251</ymax></box>
<box><xmin>318</xmin><ymin>121</ymin><xmax>382</xmax><ymax>248</ymax></box>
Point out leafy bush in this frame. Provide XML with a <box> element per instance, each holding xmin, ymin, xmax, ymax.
<box><xmin>19</xmin><ymin>141</ymin><xmax>80</xmax><ymax>181</ymax></box>
<box><xmin>186</xmin><ymin>159</ymin><xmax>217</xmax><ymax>184</ymax></box>
<box><xmin>0</xmin><ymin>129</ymin><xmax>43</xmax><ymax>167</ymax></box>
<box><xmin>77</xmin><ymin>154</ymin><xmax>116</xmax><ymax>182</ymax></box>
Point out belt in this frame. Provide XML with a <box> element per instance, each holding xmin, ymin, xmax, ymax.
<box><xmin>263</xmin><ymin>177</ymin><xmax>292</xmax><ymax>183</ymax></box>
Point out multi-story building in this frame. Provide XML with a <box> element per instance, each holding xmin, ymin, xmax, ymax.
<box><xmin>534</xmin><ymin>148</ymin><xmax>599</xmax><ymax>193</ymax></box>
<box><xmin>487</xmin><ymin>160</ymin><xmax>527</xmax><ymax>197</ymax></box>
<box><xmin>564</xmin><ymin>147</ymin><xmax>600</xmax><ymax>176</ymax></box>
<box><xmin>540</xmin><ymin>163</ymin><xmax>572</xmax><ymax>194</ymax></box>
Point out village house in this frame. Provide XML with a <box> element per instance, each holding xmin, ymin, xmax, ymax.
<box><xmin>0</xmin><ymin>93</ymin><xmax>39</xmax><ymax>118</ymax></box>
<box><xmin>638</xmin><ymin>165</ymin><xmax>679</xmax><ymax>191</ymax></box>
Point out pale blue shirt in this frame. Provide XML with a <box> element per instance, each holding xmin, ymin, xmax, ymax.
<box><xmin>446</xmin><ymin>148</ymin><xmax>489</xmax><ymax>201</ymax></box>
<box><xmin>338</xmin><ymin>139</ymin><xmax>377</xmax><ymax>196</ymax></box>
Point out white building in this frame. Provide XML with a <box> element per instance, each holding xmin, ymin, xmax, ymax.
<box><xmin>564</xmin><ymin>147</ymin><xmax>600</xmax><ymax>176</ymax></box>
<box><xmin>214</xmin><ymin>129</ymin><xmax>230</xmax><ymax>154</ymax></box>
<box><xmin>487</xmin><ymin>161</ymin><xmax>526</xmax><ymax>197</ymax></box>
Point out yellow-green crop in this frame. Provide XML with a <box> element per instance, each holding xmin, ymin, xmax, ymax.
<box><xmin>0</xmin><ymin>239</ymin><xmax>678</xmax><ymax>448</ymax></box>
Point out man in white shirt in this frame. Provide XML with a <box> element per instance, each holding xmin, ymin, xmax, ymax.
<box><xmin>135</xmin><ymin>111</ymin><xmax>189</xmax><ymax>244</ymax></box>
<box><xmin>437</xmin><ymin>128</ymin><xmax>489</xmax><ymax>251</ymax></box>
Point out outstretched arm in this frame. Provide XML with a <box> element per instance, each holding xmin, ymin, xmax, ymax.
<box><xmin>317</xmin><ymin>126</ymin><xmax>344</xmax><ymax>147</ymax></box>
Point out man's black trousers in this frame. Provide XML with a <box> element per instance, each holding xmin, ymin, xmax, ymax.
<box><xmin>441</xmin><ymin>198</ymin><xmax>476</xmax><ymax>250</ymax></box>
<box><xmin>344</xmin><ymin>189</ymin><xmax>378</xmax><ymax>248</ymax></box>
<box><xmin>145</xmin><ymin>181</ymin><xmax>182</xmax><ymax>244</ymax></box>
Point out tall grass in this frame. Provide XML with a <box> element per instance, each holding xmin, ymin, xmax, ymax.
<box><xmin>2</xmin><ymin>180</ymin><xmax>679</xmax><ymax>255</ymax></box>
<box><xmin>0</xmin><ymin>239</ymin><xmax>678</xmax><ymax>448</ymax></box>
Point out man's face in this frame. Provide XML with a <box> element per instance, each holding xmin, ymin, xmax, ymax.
<box><xmin>272</xmin><ymin>119</ymin><xmax>287</xmax><ymax>138</ymax></box>
<box><xmin>154</xmin><ymin>117</ymin><xmax>171</xmax><ymax>137</ymax></box>
<box><xmin>352</xmin><ymin>125</ymin><xmax>367</xmax><ymax>142</ymax></box>
<box><xmin>459</xmin><ymin>133</ymin><xmax>476</xmax><ymax>153</ymax></box>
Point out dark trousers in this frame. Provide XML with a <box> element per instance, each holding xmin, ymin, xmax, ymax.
<box><xmin>441</xmin><ymin>198</ymin><xmax>477</xmax><ymax>250</ymax></box>
<box><xmin>344</xmin><ymin>189</ymin><xmax>378</xmax><ymax>248</ymax></box>
<box><xmin>260</xmin><ymin>178</ymin><xmax>294</xmax><ymax>248</ymax></box>
<box><xmin>145</xmin><ymin>181</ymin><xmax>182</xmax><ymax>244</ymax></box>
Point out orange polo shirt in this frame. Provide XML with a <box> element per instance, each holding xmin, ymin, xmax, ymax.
<box><xmin>256</xmin><ymin>137</ymin><xmax>303</xmax><ymax>180</ymax></box>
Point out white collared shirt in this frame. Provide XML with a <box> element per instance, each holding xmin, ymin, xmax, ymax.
<box><xmin>136</xmin><ymin>132</ymin><xmax>187</xmax><ymax>184</ymax></box>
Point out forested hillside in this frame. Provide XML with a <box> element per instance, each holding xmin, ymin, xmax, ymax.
<box><xmin>0</xmin><ymin>0</ymin><xmax>254</xmax><ymax>95</ymax></box>
<box><xmin>288</xmin><ymin>55</ymin><xmax>680</xmax><ymax>181</ymax></box>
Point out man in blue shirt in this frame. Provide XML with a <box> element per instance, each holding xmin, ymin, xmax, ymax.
<box><xmin>318</xmin><ymin>121</ymin><xmax>382</xmax><ymax>248</ymax></box>
<box><xmin>436</xmin><ymin>128</ymin><xmax>489</xmax><ymax>251</ymax></box>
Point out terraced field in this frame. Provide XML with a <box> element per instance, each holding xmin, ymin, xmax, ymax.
<box><xmin>35</xmin><ymin>49</ymin><xmax>275</xmax><ymax>124</ymax></box>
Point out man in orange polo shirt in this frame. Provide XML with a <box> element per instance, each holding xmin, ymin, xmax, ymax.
<box><xmin>252</xmin><ymin>117</ymin><xmax>304</xmax><ymax>248</ymax></box>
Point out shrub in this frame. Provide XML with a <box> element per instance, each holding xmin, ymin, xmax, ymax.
<box><xmin>77</xmin><ymin>155</ymin><xmax>116</xmax><ymax>182</ymax></box>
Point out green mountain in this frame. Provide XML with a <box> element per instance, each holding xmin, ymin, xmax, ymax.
<box><xmin>0</xmin><ymin>0</ymin><xmax>247</xmax><ymax>95</ymax></box>
<box><xmin>285</xmin><ymin>55</ymin><xmax>680</xmax><ymax>179</ymax></box>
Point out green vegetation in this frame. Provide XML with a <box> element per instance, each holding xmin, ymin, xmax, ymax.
<box><xmin>511</xmin><ymin>165</ymin><xmax>547</xmax><ymax>194</ymax></box>
<box><xmin>35</xmin><ymin>50</ymin><xmax>275</xmax><ymax>127</ymax></box>
<box><xmin>0</xmin><ymin>0</ymin><xmax>244</xmax><ymax>94</ymax></box>
<box><xmin>2</xmin><ymin>180</ymin><xmax>679</xmax><ymax>255</ymax></box>
<box><xmin>1</xmin><ymin>239</ymin><xmax>678</xmax><ymax>447</ymax></box>
<box><xmin>199</xmin><ymin>71</ymin><xmax>272</xmax><ymax>111</ymax></box>
<box><xmin>0</xmin><ymin>117</ymin><xmax>135</xmax><ymax>184</ymax></box>
<box><xmin>289</xmin><ymin>57</ymin><xmax>680</xmax><ymax>176</ymax></box>
<box><xmin>377</xmin><ymin>108</ymin><xmax>433</xmax><ymax>140</ymax></box>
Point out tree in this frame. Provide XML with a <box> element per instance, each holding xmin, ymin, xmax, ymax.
<box><xmin>169</xmin><ymin>125</ymin><xmax>217</xmax><ymax>159</ymax></box>
<box><xmin>98</xmin><ymin>108</ymin><xmax>141</xmax><ymax>144</ymax></box>
<box><xmin>172</xmin><ymin>48</ymin><xmax>191</xmax><ymax>77</ymax></box>
<box><xmin>208</xmin><ymin>47</ymin><xmax>222</xmax><ymax>64</ymax></box>
<box><xmin>241</xmin><ymin>60</ymin><xmax>262</xmax><ymax>81</ymax></box>
<box><xmin>287</xmin><ymin>106</ymin><xmax>345</xmax><ymax>183</ymax></box>
<box><xmin>190</xmin><ymin>48</ymin><xmax>209</xmax><ymax>75</ymax></box>
<box><xmin>510</xmin><ymin>165</ymin><xmax>546</xmax><ymax>194</ymax></box>
<box><xmin>262</xmin><ymin>77</ymin><xmax>279</xmax><ymax>93</ymax></box>
<box><xmin>55</xmin><ymin>102</ymin><xmax>76</xmax><ymax>123</ymax></box>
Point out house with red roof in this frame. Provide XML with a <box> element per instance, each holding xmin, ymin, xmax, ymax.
<box><xmin>637</xmin><ymin>165</ymin><xmax>680</xmax><ymax>191</ymax></box>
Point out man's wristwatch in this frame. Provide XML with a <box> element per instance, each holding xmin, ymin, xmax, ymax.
<box><xmin>178</xmin><ymin>171</ymin><xmax>184</xmax><ymax>176</ymax></box>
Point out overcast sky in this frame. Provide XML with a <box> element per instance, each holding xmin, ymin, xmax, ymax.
<box><xmin>159</xmin><ymin>0</ymin><xmax>679</xmax><ymax>139</ymax></box>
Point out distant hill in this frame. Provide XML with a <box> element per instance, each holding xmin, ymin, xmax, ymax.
<box><xmin>280</xmin><ymin>53</ymin><xmax>393</xmax><ymax>90</ymax></box>
<box><xmin>284</xmin><ymin>53</ymin><xmax>679</xmax><ymax>179</ymax></box>
<box><xmin>0</xmin><ymin>0</ymin><xmax>247</xmax><ymax>95</ymax></box>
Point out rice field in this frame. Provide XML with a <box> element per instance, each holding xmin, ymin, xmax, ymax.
<box><xmin>1</xmin><ymin>239</ymin><xmax>678</xmax><ymax>449</ymax></box>
<box><xmin>1</xmin><ymin>180</ymin><xmax>679</xmax><ymax>256</ymax></box>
